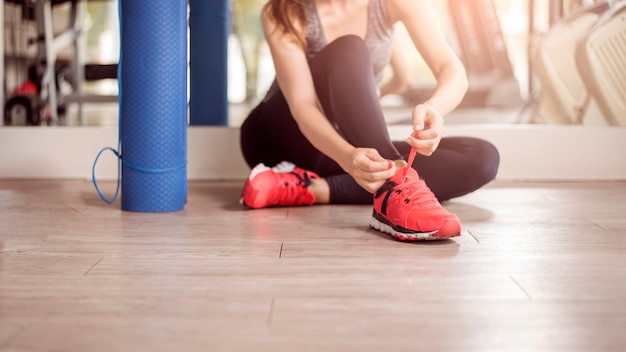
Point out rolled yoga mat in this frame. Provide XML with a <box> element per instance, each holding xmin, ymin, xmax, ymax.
<box><xmin>120</xmin><ymin>0</ymin><xmax>187</xmax><ymax>212</ymax></box>
<box><xmin>189</xmin><ymin>0</ymin><xmax>230</xmax><ymax>126</ymax></box>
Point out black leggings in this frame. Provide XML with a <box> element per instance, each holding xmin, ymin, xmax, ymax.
<box><xmin>240</xmin><ymin>35</ymin><xmax>500</xmax><ymax>204</ymax></box>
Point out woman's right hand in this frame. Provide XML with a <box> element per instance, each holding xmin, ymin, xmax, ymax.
<box><xmin>344</xmin><ymin>148</ymin><xmax>399</xmax><ymax>193</ymax></box>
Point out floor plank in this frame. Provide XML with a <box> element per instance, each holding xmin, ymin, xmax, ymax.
<box><xmin>1</xmin><ymin>179</ymin><xmax>625</xmax><ymax>351</ymax></box>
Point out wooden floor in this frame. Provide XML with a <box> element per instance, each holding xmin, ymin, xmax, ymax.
<box><xmin>1</xmin><ymin>179</ymin><xmax>625</xmax><ymax>352</ymax></box>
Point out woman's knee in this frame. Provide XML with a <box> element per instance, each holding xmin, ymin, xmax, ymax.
<box><xmin>442</xmin><ymin>136</ymin><xmax>499</xmax><ymax>187</ymax></box>
<box><xmin>323</xmin><ymin>35</ymin><xmax>371</xmax><ymax>69</ymax></box>
<box><xmin>471</xmin><ymin>138</ymin><xmax>500</xmax><ymax>184</ymax></box>
<box><xmin>327</xmin><ymin>35</ymin><xmax>368</xmax><ymax>51</ymax></box>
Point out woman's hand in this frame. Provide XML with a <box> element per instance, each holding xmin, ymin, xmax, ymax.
<box><xmin>407</xmin><ymin>103</ymin><xmax>444</xmax><ymax>156</ymax></box>
<box><xmin>344</xmin><ymin>148</ymin><xmax>399</xmax><ymax>193</ymax></box>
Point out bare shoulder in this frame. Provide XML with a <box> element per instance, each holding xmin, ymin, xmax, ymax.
<box><xmin>259</xmin><ymin>4</ymin><xmax>276</xmax><ymax>34</ymax></box>
<box><xmin>259</xmin><ymin>3</ymin><xmax>305</xmax><ymax>49</ymax></box>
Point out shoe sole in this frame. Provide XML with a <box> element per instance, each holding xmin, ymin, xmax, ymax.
<box><xmin>369</xmin><ymin>216</ymin><xmax>460</xmax><ymax>241</ymax></box>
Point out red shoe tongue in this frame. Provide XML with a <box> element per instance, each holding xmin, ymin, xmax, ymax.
<box><xmin>401</xmin><ymin>165</ymin><xmax>418</xmax><ymax>179</ymax></box>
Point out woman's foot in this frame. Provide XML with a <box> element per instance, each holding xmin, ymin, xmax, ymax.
<box><xmin>240</xmin><ymin>162</ymin><xmax>320</xmax><ymax>208</ymax></box>
<box><xmin>370</xmin><ymin>148</ymin><xmax>461</xmax><ymax>240</ymax></box>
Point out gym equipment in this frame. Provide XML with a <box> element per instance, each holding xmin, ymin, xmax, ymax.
<box><xmin>401</xmin><ymin>0</ymin><xmax>523</xmax><ymax>109</ymax></box>
<box><xmin>531</xmin><ymin>1</ymin><xmax>610</xmax><ymax>124</ymax></box>
<box><xmin>576</xmin><ymin>1</ymin><xmax>626</xmax><ymax>126</ymax></box>
<box><xmin>447</xmin><ymin>0</ymin><xmax>523</xmax><ymax>108</ymax></box>
<box><xmin>3</xmin><ymin>0</ymin><xmax>117</xmax><ymax>126</ymax></box>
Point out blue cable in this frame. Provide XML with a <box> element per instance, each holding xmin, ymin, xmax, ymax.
<box><xmin>91</xmin><ymin>147</ymin><xmax>121</xmax><ymax>204</ymax></box>
<box><xmin>91</xmin><ymin>0</ymin><xmax>123</xmax><ymax>204</ymax></box>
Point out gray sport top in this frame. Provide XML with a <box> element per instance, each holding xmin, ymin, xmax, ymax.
<box><xmin>264</xmin><ymin>0</ymin><xmax>394</xmax><ymax>101</ymax></box>
<box><xmin>305</xmin><ymin>0</ymin><xmax>395</xmax><ymax>85</ymax></box>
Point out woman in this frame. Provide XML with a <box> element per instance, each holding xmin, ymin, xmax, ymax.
<box><xmin>239</xmin><ymin>0</ymin><xmax>500</xmax><ymax>241</ymax></box>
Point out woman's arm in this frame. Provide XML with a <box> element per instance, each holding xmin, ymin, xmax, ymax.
<box><xmin>261</xmin><ymin>8</ymin><xmax>396</xmax><ymax>193</ymax></box>
<box><xmin>387</xmin><ymin>0</ymin><xmax>468</xmax><ymax>155</ymax></box>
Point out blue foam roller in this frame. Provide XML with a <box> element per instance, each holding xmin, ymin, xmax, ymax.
<box><xmin>189</xmin><ymin>0</ymin><xmax>230</xmax><ymax>126</ymax></box>
<box><xmin>120</xmin><ymin>0</ymin><xmax>187</xmax><ymax>212</ymax></box>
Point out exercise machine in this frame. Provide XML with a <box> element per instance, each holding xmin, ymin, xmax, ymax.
<box><xmin>3</xmin><ymin>0</ymin><xmax>117</xmax><ymax>126</ymax></box>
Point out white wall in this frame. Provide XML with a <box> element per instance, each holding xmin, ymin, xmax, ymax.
<box><xmin>1</xmin><ymin>125</ymin><xmax>625</xmax><ymax>181</ymax></box>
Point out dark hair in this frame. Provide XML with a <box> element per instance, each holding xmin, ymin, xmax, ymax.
<box><xmin>263</xmin><ymin>0</ymin><xmax>308</xmax><ymax>49</ymax></box>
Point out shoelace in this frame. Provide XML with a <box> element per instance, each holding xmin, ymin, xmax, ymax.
<box><xmin>398</xmin><ymin>140</ymin><xmax>441</xmax><ymax>208</ymax></box>
<box><xmin>273</xmin><ymin>171</ymin><xmax>313</xmax><ymax>205</ymax></box>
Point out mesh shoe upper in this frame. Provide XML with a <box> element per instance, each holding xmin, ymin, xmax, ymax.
<box><xmin>241</xmin><ymin>162</ymin><xmax>320</xmax><ymax>209</ymax></box>
<box><xmin>371</xmin><ymin>146</ymin><xmax>461</xmax><ymax>240</ymax></box>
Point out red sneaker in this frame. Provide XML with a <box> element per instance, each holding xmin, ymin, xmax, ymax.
<box><xmin>241</xmin><ymin>161</ymin><xmax>320</xmax><ymax>209</ymax></box>
<box><xmin>369</xmin><ymin>147</ymin><xmax>461</xmax><ymax>240</ymax></box>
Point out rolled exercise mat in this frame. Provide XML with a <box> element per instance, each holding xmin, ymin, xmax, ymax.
<box><xmin>189</xmin><ymin>0</ymin><xmax>230</xmax><ymax>125</ymax></box>
<box><xmin>120</xmin><ymin>0</ymin><xmax>187</xmax><ymax>212</ymax></box>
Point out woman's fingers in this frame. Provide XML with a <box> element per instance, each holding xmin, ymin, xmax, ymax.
<box><xmin>409</xmin><ymin>104</ymin><xmax>445</xmax><ymax>156</ymax></box>
<box><xmin>349</xmin><ymin>148</ymin><xmax>398</xmax><ymax>193</ymax></box>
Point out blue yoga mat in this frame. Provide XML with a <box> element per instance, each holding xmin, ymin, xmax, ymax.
<box><xmin>120</xmin><ymin>0</ymin><xmax>187</xmax><ymax>212</ymax></box>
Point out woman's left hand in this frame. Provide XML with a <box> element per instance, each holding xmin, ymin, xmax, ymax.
<box><xmin>407</xmin><ymin>103</ymin><xmax>444</xmax><ymax>156</ymax></box>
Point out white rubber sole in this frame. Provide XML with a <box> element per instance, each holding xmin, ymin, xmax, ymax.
<box><xmin>369</xmin><ymin>217</ymin><xmax>442</xmax><ymax>241</ymax></box>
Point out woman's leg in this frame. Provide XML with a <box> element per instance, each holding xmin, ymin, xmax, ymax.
<box><xmin>240</xmin><ymin>85</ymin><xmax>334</xmax><ymax>206</ymax></box>
<box><xmin>396</xmin><ymin>137</ymin><xmax>500</xmax><ymax>201</ymax></box>
<box><xmin>241</xmin><ymin>35</ymin><xmax>397</xmax><ymax>171</ymax></box>
<box><xmin>305</xmin><ymin>35</ymin><xmax>409</xmax><ymax>203</ymax></box>
<box><xmin>241</xmin><ymin>35</ymin><xmax>499</xmax><ymax>205</ymax></box>
<box><xmin>240</xmin><ymin>35</ymin><xmax>401</xmax><ymax>205</ymax></box>
<box><xmin>307</xmin><ymin>35</ymin><xmax>402</xmax><ymax>161</ymax></box>
<box><xmin>240</xmin><ymin>87</ymin><xmax>325</xmax><ymax>172</ymax></box>
<box><xmin>327</xmin><ymin>137</ymin><xmax>500</xmax><ymax>204</ymax></box>
<box><xmin>305</xmin><ymin>35</ymin><xmax>500</xmax><ymax>203</ymax></box>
